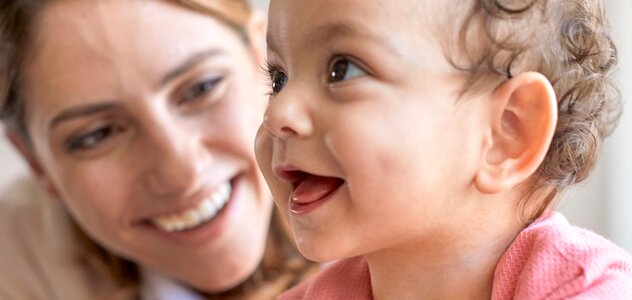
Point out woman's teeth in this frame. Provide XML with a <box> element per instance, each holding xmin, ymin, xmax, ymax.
<box><xmin>151</xmin><ymin>182</ymin><xmax>232</xmax><ymax>232</ymax></box>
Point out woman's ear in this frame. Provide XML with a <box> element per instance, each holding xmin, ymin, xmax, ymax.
<box><xmin>5</xmin><ymin>129</ymin><xmax>61</xmax><ymax>199</ymax></box>
<box><xmin>475</xmin><ymin>72</ymin><xmax>558</xmax><ymax>194</ymax></box>
<box><xmin>246</xmin><ymin>10</ymin><xmax>267</xmax><ymax>66</ymax></box>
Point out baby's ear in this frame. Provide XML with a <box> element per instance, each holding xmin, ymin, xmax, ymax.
<box><xmin>5</xmin><ymin>129</ymin><xmax>61</xmax><ymax>200</ymax></box>
<box><xmin>475</xmin><ymin>72</ymin><xmax>557</xmax><ymax>194</ymax></box>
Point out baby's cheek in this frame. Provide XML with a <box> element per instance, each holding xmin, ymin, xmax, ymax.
<box><xmin>255</xmin><ymin>135</ymin><xmax>290</xmax><ymax>203</ymax></box>
<box><xmin>254</xmin><ymin>127</ymin><xmax>272</xmax><ymax>171</ymax></box>
<box><xmin>332</xmin><ymin>133</ymin><xmax>400</xmax><ymax>173</ymax></box>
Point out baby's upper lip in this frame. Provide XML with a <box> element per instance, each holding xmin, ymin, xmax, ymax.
<box><xmin>274</xmin><ymin>164</ymin><xmax>308</xmax><ymax>184</ymax></box>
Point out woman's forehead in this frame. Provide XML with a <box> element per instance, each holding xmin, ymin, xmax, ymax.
<box><xmin>32</xmin><ymin>0</ymin><xmax>236</xmax><ymax>58</ymax></box>
<box><xmin>29</xmin><ymin>2</ymin><xmax>238</xmax><ymax>90</ymax></box>
<box><xmin>22</xmin><ymin>0</ymin><xmax>247</xmax><ymax>135</ymax></box>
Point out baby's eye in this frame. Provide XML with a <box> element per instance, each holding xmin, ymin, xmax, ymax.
<box><xmin>328</xmin><ymin>56</ymin><xmax>367</xmax><ymax>83</ymax></box>
<box><xmin>268</xmin><ymin>66</ymin><xmax>288</xmax><ymax>95</ymax></box>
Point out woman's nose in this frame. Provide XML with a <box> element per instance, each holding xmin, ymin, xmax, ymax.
<box><xmin>262</xmin><ymin>89</ymin><xmax>314</xmax><ymax>140</ymax></box>
<box><xmin>143</xmin><ymin>121</ymin><xmax>211</xmax><ymax>197</ymax></box>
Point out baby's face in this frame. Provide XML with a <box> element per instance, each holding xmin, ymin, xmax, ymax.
<box><xmin>256</xmin><ymin>0</ymin><xmax>490</xmax><ymax>261</ymax></box>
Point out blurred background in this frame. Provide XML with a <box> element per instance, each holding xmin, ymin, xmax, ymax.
<box><xmin>1</xmin><ymin>0</ymin><xmax>630</xmax><ymax>252</ymax></box>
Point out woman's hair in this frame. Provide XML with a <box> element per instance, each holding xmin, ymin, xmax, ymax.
<box><xmin>447</xmin><ymin>0</ymin><xmax>621</xmax><ymax>221</ymax></box>
<box><xmin>0</xmin><ymin>0</ymin><xmax>44</xmax><ymax>142</ymax></box>
<box><xmin>1</xmin><ymin>0</ymin><xmax>316</xmax><ymax>297</ymax></box>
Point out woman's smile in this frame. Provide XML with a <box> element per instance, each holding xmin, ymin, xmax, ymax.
<box><xmin>149</xmin><ymin>180</ymin><xmax>233</xmax><ymax>233</ymax></box>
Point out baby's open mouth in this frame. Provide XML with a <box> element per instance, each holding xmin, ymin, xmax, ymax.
<box><xmin>285</xmin><ymin>171</ymin><xmax>345</xmax><ymax>205</ymax></box>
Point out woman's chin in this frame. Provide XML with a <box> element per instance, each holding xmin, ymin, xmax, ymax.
<box><xmin>179</xmin><ymin>257</ymin><xmax>261</xmax><ymax>293</ymax></box>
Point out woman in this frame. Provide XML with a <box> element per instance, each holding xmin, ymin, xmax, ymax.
<box><xmin>0</xmin><ymin>0</ymin><xmax>313</xmax><ymax>298</ymax></box>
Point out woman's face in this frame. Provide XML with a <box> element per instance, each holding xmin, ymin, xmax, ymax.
<box><xmin>20</xmin><ymin>0</ymin><xmax>271</xmax><ymax>291</ymax></box>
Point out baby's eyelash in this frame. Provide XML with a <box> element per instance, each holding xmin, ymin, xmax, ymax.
<box><xmin>260</xmin><ymin>60</ymin><xmax>272</xmax><ymax>83</ymax></box>
<box><xmin>260</xmin><ymin>59</ymin><xmax>272</xmax><ymax>77</ymax></box>
<box><xmin>261</xmin><ymin>60</ymin><xmax>284</xmax><ymax>96</ymax></box>
<box><xmin>261</xmin><ymin>60</ymin><xmax>280</xmax><ymax>79</ymax></box>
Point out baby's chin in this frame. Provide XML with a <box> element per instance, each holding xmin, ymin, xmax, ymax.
<box><xmin>296</xmin><ymin>235</ymin><xmax>359</xmax><ymax>263</ymax></box>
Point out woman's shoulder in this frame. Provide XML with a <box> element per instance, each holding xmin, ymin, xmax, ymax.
<box><xmin>0</xmin><ymin>177</ymin><xmax>53</xmax><ymax>250</ymax></box>
<box><xmin>279</xmin><ymin>256</ymin><xmax>372</xmax><ymax>300</ymax></box>
<box><xmin>0</xmin><ymin>176</ymin><xmax>45</xmax><ymax>209</ymax></box>
<box><xmin>0</xmin><ymin>177</ymin><xmax>66</xmax><ymax>251</ymax></box>
<box><xmin>493</xmin><ymin>211</ymin><xmax>632</xmax><ymax>299</ymax></box>
<box><xmin>0</xmin><ymin>177</ymin><xmax>133</xmax><ymax>299</ymax></box>
<box><xmin>0</xmin><ymin>177</ymin><xmax>52</xmax><ymax>298</ymax></box>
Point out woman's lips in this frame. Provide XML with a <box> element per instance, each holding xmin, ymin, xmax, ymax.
<box><xmin>150</xmin><ymin>181</ymin><xmax>232</xmax><ymax>232</ymax></box>
<box><xmin>290</xmin><ymin>174</ymin><xmax>345</xmax><ymax>214</ymax></box>
<box><xmin>138</xmin><ymin>175</ymin><xmax>243</xmax><ymax>248</ymax></box>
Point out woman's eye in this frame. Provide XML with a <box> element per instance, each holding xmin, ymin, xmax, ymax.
<box><xmin>66</xmin><ymin>125</ymin><xmax>117</xmax><ymax>152</ymax></box>
<box><xmin>328</xmin><ymin>57</ymin><xmax>367</xmax><ymax>83</ymax></box>
<box><xmin>268</xmin><ymin>68</ymin><xmax>288</xmax><ymax>95</ymax></box>
<box><xmin>180</xmin><ymin>77</ymin><xmax>223</xmax><ymax>104</ymax></box>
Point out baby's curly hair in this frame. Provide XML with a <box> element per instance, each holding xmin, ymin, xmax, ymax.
<box><xmin>447</xmin><ymin>0</ymin><xmax>621</xmax><ymax>221</ymax></box>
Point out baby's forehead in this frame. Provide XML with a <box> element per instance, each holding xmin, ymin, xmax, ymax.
<box><xmin>267</xmin><ymin>0</ymin><xmax>453</xmax><ymax>54</ymax></box>
<box><xmin>270</xmin><ymin>0</ymin><xmax>446</xmax><ymax>29</ymax></box>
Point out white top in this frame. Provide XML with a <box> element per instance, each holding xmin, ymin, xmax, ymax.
<box><xmin>141</xmin><ymin>269</ymin><xmax>205</xmax><ymax>300</ymax></box>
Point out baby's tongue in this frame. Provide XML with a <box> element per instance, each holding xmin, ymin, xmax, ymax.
<box><xmin>291</xmin><ymin>175</ymin><xmax>343</xmax><ymax>204</ymax></box>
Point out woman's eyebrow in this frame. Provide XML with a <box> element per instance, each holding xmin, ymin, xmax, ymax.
<box><xmin>48</xmin><ymin>49</ymin><xmax>226</xmax><ymax>131</ymax></box>
<box><xmin>159</xmin><ymin>48</ymin><xmax>225</xmax><ymax>87</ymax></box>
<box><xmin>49</xmin><ymin>102</ymin><xmax>119</xmax><ymax>130</ymax></box>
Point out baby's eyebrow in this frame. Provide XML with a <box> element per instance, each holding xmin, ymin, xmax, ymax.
<box><xmin>308</xmin><ymin>22</ymin><xmax>402</xmax><ymax>57</ymax></box>
<box><xmin>266</xmin><ymin>32</ymin><xmax>282</xmax><ymax>57</ymax></box>
<box><xmin>267</xmin><ymin>23</ymin><xmax>362</xmax><ymax>56</ymax></box>
<box><xmin>310</xmin><ymin>22</ymin><xmax>362</xmax><ymax>47</ymax></box>
<box><xmin>266</xmin><ymin>21</ymin><xmax>401</xmax><ymax>59</ymax></box>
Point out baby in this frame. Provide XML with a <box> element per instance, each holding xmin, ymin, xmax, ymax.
<box><xmin>255</xmin><ymin>0</ymin><xmax>632</xmax><ymax>299</ymax></box>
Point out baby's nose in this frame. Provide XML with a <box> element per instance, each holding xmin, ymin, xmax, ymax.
<box><xmin>262</xmin><ymin>93</ymin><xmax>314</xmax><ymax>139</ymax></box>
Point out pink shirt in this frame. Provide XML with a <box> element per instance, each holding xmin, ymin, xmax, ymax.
<box><xmin>280</xmin><ymin>212</ymin><xmax>632</xmax><ymax>299</ymax></box>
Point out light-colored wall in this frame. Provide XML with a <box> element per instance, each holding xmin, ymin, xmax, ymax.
<box><xmin>557</xmin><ymin>0</ymin><xmax>632</xmax><ymax>252</ymax></box>
<box><xmin>251</xmin><ymin>0</ymin><xmax>268</xmax><ymax>11</ymax></box>
<box><xmin>0</xmin><ymin>124</ymin><xmax>29</xmax><ymax>191</ymax></box>
<box><xmin>0</xmin><ymin>0</ymin><xmax>629</xmax><ymax>251</ymax></box>
<box><xmin>603</xmin><ymin>0</ymin><xmax>632</xmax><ymax>250</ymax></box>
